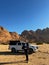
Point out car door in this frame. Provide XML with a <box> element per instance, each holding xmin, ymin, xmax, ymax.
<box><xmin>17</xmin><ymin>42</ymin><xmax>22</xmax><ymax>50</ymax></box>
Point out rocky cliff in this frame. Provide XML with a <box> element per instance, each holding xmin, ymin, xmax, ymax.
<box><xmin>0</xmin><ymin>26</ymin><xmax>19</xmax><ymax>43</ymax></box>
<box><xmin>0</xmin><ymin>26</ymin><xmax>49</xmax><ymax>44</ymax></box>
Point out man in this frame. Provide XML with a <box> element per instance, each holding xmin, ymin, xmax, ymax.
<box><xmin>22</xmin><ymin>43</ymin><xmax>29</xmax><ymax>63</ymax></box>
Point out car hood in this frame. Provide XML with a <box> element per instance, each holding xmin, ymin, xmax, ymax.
<box><xmin>29</xmin><ymin>44</ymin><xmax>38</xmax><ymax>47</ymax></box>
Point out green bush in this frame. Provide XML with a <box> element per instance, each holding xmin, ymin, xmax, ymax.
<box><xmin>36</xmin><ymin>42</ymin><xmax>43</xmax><ymax>45</ymax></box>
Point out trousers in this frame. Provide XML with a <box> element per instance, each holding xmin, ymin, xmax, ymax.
<box><xmin>24</xmin><ymin>49</ymin><xmax>28</xmax><ymax>61</ymax></box>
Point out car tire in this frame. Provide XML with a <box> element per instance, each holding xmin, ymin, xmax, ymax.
<box><xmin>29</xmin><ymin>48</ymin><xmax>34</xmax><ymax>54</ymax></box>
<box><xmin>11</xmin><ymin>48</ymin><xmax>16</xmax><ymax>53</ymax></box>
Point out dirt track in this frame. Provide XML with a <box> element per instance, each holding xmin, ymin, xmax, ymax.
<box><xmin>0</xmin><ymin>44</ymin><xmax>49</xmax><ymax>65</ymax></box>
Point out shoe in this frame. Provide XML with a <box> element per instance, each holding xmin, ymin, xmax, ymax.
<box><xmin>26</xmin><ymin>61</ymin><xmax>28</xmax><ymax>63</ymax></box>
<box><xmin>25</xmin><ymin>60</ymin><xmax>28</xmax><ymax>63</ymax></box>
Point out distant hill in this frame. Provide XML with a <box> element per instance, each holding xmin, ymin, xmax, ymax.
<box><xmin>10</xmin><ymin>32</ymin><xmax>19</xmax><ymax>40</ymax></box>
<box><xmin>0</xmin><ymin>26</ymin><xmax>19</xmax><ymax>44</ymax></box>
<box><xmin>21</xmin><ymin>28</ymin><xmax>49</xmax><ymax>43</ymax></box>
<box><xmin>0</xmin><ymin>26</ymin><xmax>49</xmax><ymax>44</ymax></box>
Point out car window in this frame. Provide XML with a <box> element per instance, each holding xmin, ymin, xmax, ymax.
<box><xmin>22</xmin><ymin>43</ymin><xmax>25</xmax><ymax>46</ymax></box>
<box><xmin>18</xmin><ymin>43</ymin><xmax>21</xmax><ymax>45</ymax></box>
<box><xmin>9</xmin><ymin>41</ymin><xmax>17</xmax><ymax>45</ymax></box>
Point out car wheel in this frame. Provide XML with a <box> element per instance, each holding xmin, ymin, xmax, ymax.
<box><xmin>11</xmin><ymin>48</ymin><xmax>16</xmax><ymax>53</ymax></box>
<box><xmin>29</xmin><ymin>48</ymin><xmax>33</xmax><ymax>54</ymax></box>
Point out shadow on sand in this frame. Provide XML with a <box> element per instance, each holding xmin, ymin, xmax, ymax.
<box><xmin>0</xmin><ymin>51</ymin><xmax>32</xmax><ymax>55</ymax></box>
<box><xmin>0</xmin><ymin>60</ymin><xmax>28</xmax><ymax>65</ymax></box>
<box><xmin>0</xmin><ymin>51</ymin><xmax>29</xmax><ymax>65</ymax></box>
<box><xmin>0</xmin><ymin>51</ymin><xmax>26</xmax><ymax>55</ymax></box>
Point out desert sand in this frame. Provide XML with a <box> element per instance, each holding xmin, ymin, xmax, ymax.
<box><xmin>0</xmin><ymin>43</ymin><xmax>49</xmax><ymax>65</ymax></box>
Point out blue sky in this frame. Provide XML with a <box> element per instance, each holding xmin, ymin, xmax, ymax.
<box><xmin>0</xmin><ymin>0</ymin><xmax>49</xmax><ymax>34</ymax></box>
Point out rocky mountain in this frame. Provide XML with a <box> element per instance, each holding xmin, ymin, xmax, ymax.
<box><xmin>0</xmin><ymin>26</ymin><xmax>49</xmax><ymax>44</ymax></box>
<box><xmin>21</xmin><ymin>28</ymin><xmax>49</xmax><ymax>43</ymax></box>
<box><xmin>21</xmin><ymin>30</ymin><xmax>36</xmax><ymax>42</ymax></box>
<box><xmin>0</xmin><ymin>26</ymin><xmax>19</xmax><ymax>43</ymax></box>
<box><xmin>10</xmin><ymin>32</ymin><xmax>19</xmax><ymax>40</ymax></box>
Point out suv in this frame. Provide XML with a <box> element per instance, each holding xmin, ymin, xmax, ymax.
<box><xmin>8</xmin><ymin>41</ymin><xmax>38</xmax><ymax>54</ymax></box>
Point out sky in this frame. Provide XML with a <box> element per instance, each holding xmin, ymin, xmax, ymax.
<box><xmin>0</xmin><ymin>0</ymin><xmax>49</xmax><ymax>34</ymax></box>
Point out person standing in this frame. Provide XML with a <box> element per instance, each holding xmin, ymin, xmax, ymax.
<box><xmin>22</xmin><ymin>43</ymin><xmax>29</xmax><ymax>63</ymax></box>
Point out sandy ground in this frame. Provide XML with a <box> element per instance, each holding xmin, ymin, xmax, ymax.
<box><xmin>0</xmin><ymin>44</ymin><xmax>49</xmax><ymax>65</ymax></box>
